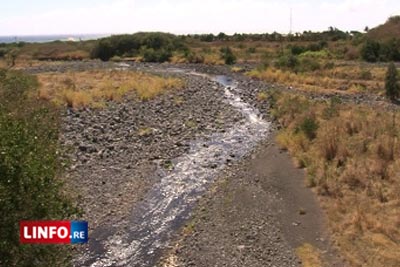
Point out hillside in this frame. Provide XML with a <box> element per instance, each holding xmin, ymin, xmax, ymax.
<box><xmin>368</xmin><ymin>16</ymin><xmax>400</xmax><ymax>41</ymax></box>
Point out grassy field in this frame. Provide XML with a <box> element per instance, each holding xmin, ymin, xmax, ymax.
<box><xmin>268</xmin><ymin>91</ymin><xmax>400</xmax><ymax>267</ymax></box>
<box><xmin>37</xmin><ymin>70</ymin><xmax>184</xmax><ymax>108</ymax></box>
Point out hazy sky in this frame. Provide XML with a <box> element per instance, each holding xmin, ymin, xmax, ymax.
<box><xmin>0</xmin><ymin>0</ymin><xmax>399</xmax><ymax>35</ymax></box>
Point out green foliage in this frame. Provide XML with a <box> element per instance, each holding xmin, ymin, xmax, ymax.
<box><xmin>0</xmin><ymin>48</ymin><xmax>8</xmax><ymax>58</ymax></box>
<box><xmin>220</xmin><ymin>47</ymin><xmax>237</xmax><ymax>65</ymax></box>
<box><xmin>91</xmin><ymin>39</ymin><xmax>114</xmax><ymax>61</ymax></box>
<box><xmin>381</xmin><ymin>38</ymin><xmax>400</xmax><ymax>61</ymax></box>
<box><xmin>275</xmin><ymin>53</ymin><xmax>321</xmax><ymax>72</ymax></box>
<box><xmin>385</xmin><ymin>62</ymin><xmax>399</xmax><ymax>100</ymax></box>
<box><xmin>298</xmin><ymin>56</ymin><xmax>321</xmax><ymax>72</ymax></box>
<box><xmin>289</xmin><ymin>41</ymin><xmax>327</xmax><ymax>56</ymax></box>
<box><xmin>0</xmin><ymin>69</ymin><xmax>77</xmax><ymax>266</ymax></box>
<box><xmin>91</xmin><ymin>32</ymin><xmax>186</xmax><ymax>62</ymax></box>
<box><xmin>361</xmin><ymin>39</ymin><xmax>400</xmax><ymax>62</ymax></box>
<box><xmin>199</xmin><ymin>34</ymin><xmax>215</xmax><ymax>42</ymax></box>
<box><xmin>275</xmin><ymin>54</ymin><xmax>299</xmax><ymax>70</ymax></box>
<box><xmin>361</xmin><ymin>40</ymin><xmax>381</xmax><ymax>62</ymax></box>
<box><xmin>298</xmin><ymin>117</ymin><xmax>319</xmax><ymax>140</ymax></box>
<box><xmin>142</xmin><ymin>48</ymin><xmax>172</xmax><ymax>62</ymax></box>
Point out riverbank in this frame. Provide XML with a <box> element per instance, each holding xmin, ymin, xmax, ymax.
<box><xmin>161</xmin><ymin>136</ymin><xmax>345</xmax><ymax>267</ymax></box>
<box><xmin>20</xmin><ymin>61</ymin><xmax>341</xmax><ymax>267</ymax></box>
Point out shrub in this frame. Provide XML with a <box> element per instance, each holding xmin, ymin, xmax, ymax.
<box><xmin>275</xmin><ymin>54</ymin><xmax>299</xmax><ymax>70</ymax></box>
<box><xmin>91</xmin><ymin>32</ymin><xmax>186</xmax><ymax>62</ymax></box>
<box><xmin>220</xmin><ymin>47</ymin><xmax>236</xmax><ymax>65</ymax></box>
<box><xmin>0</xmin><ymin>48</ymin><xmax>7</xmax><ymax>58</ymax></box>
<box><xmin>385</xmin><ymin>62</ymin><xmax>399</xmax><ymax>100</ymax></box>
<box><xmin>361</xmin><ymin>40</ymin><xmax>381</xmax><ymax>62</ymax></box>
<box><xmin>290</xmin><ymin>45</ymin><xmax>307</xmax><ymax>55</ymax></box>
<box><xmin>143</xmin><ymin>48</ymin><xmax>172</xmax><ymax>62</ymax></box>
<box><xmin>298</xmin><ymin>116</ymin><xmax>319</xmax><ymax>140</ymax></box>
<box><xmin>298</xmin><ymin>57</ymin><xmax>321</xmax><ymax>72</ymax></box>
<box><xmin>360</xmin><ymin>39</ymin><xmax>400</xmax><ymax>62</ymax></box>
<box><xmin>0</xmin><ymin>70</ymin><xmax>77</xmax><ymax>266</ymax></box>
<box><xmin>91</xmin><ymin>39</ymin><xmax>114</xmax><ymax>61</ymax></box>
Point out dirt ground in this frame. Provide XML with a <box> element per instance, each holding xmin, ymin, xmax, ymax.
<box><xmin>162</xmin><ymin>136</ymin><xmax>346</xmax><ymax>267</ymax></box>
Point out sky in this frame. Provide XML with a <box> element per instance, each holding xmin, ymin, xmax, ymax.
<box><xmin>0</xmin><ymin>0</ymin><xmax>399</xmax><ymax>35</ymax></box>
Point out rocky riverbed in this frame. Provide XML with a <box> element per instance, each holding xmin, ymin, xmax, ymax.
<box><xmin>23</xmin><ymin>61</ymin><xmax>343</xmax><ymax>267</ymax></box>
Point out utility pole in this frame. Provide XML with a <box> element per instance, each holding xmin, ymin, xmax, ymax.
<box><xmin>290</xmin><ymin>8</ymin><xmax>293</xmax><ymax>35</ymax></box>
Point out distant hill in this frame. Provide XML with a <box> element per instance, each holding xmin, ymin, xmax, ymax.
<box><xmin>367</xmin><ymin>16</ymin><xmax>400</xmax><ymax>41</ymax></box>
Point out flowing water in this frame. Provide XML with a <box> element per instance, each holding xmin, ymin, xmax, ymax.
<box><xmin>78</xmin><ymin>69</ymin><xmax>271</xmax><ymax>267</ymax></box>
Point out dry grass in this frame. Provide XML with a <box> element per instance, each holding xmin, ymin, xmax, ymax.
<box><xmin>248</xmin><ymin>64</ymin><xmax>386</xmax><ymax>95</ymax></box>
<box><xmin>37</xmin><ymin>70</ymin><xmax>184</xmax><ymax>108</ymax></box>
<box><xmin>17</xmin><ymin>41</ymin><xmax>93</xmax><ymax>61</ymax></box>
<box><xmin>231</xmin><ymin>66</ymin><xmax>243</xmax><ymax>73</ymax></box>
<box><xmin>271</xmin><ymin>92</ymin><xmax>400</xmax><ymax>267</ymax></box>
<box><xmin>256</xmin><ymin>91</ymin><xmax>268</xmax><ymax>101</ymax></box>
<box><xmin>296</xmin><ymin>243</ymin><xmax>323</xmax><ymax>267</ymax></box>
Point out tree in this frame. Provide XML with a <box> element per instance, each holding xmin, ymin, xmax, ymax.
<box><xmin>385</xmin><ymin>62</ymin><xmax>399</xmax><ymax>101</ymax></box>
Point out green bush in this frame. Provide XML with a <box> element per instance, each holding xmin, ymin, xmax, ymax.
<box><xmin>142</xmin><ymin>48</ymin><xmax>172</xmax><ymax>62</ymax></box>
<box><xmin>91</xmin><ymin>32</ymin><xmax>186</xmax><ymax>62</ymax></box>
<box><xmin>275</xmin><ymin>53</ymin><xmax>322</xmax><ymax>72</ymax></box>
<box><xmin>0</xmin><ymin>48</ymin><xmax>8</xmax><ymax>58</ymax></box>
<box><xmin>298</xmin><ymin>57</ymin><xmax>321</xmax><ymax>72</ymax></box>
<box><xmin>385</xmin><ymin>62</ymin><xmax>399</xmax><ymax>100</ymax></box>
<box><xmin>298</xmin><ymin>116</ymin><xmax>319</xmax><ymax>140</ymax></box>
<box><xmin>275</xmin><ymin>54</ymin><xmax>299</xmax><ymax>70</ymax></box>
<box><xmin>360</xmin><ymin>39</ymin><xmax>400</xmax><ymax>62</ymax></box>
<box><xmin>0</xmin><ymin>69</ymin><xmax>77</xmax><ymax>266</ymax></box>
<box><xmin>91</xmin><ymin>39</ymin><xmax>114</xmax><ymax>61</ymax></box>
<box><xmin>220</xmin><ymin>47</ymin><xmax>237</xmax><ymax>65</ymax></box>
<box><xmin>361</xmin><ymin>40</ymin><xmax>381</xmax><ymax>62</ymax></box>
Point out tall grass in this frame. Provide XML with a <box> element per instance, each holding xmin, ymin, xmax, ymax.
<box><xmin>37</xmin><ymin>70</ymin><xmax>184</xmax><ymax>108</ymax></box>
<box><xmin>271</xmin><ymin>91</ymin><xmax>400</xmax><ymax>266</ymax></box>
<box><xmin>248</xmin><ymin>64</ymin><xmax>386</xmax><ymax>94</ymax></box>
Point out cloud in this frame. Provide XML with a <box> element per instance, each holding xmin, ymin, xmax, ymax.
<box><xmin>0</xmin><ymin>0</ymin><xmax>399</xmax><ymax>35</ymax></box>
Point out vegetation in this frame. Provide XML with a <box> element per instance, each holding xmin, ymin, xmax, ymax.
<box><xmin>37</xmin><ymin>70</ymin><xmax>184</xmax><ymax>108</ymax></box>
<box><xmin>219</xmin><ymin>47</ymin><xmax>236</xmax><ymax>65</ymax></box>
<box><xmin>248</xmin><ymin>63</ymin><xmax>386</xmax><ymax>95</ymax></box>
<box><xmin>0</xmin><ymin>16</ymin><xmax>399</xmax><ymax>67</ymax></box>
<box><xmin>91</xmin><ymin>32</ymin><xmax>186</xmax><ymax>62</ymax></box>
<box><xmin>296</xmin><ymin>243</ymin><xmax>322</xmax><ymax>267</ymax></box>
<box><xmin>361</xmin><ymin>39</ymin><xmax>400</xmax><ymax>62</ymax></box>
<box><xmin>385</xmin><ymin>62</ymin><xmax>399</xmax><ymax>100</ymax></box>
<box><xmin>367</xmin><ymin>16</ymin><xmax>400</xmax><ymax>42</ymax></box>
<box><xmin>0</xmin><ymin>69</ymin><xmax>78</xmax><ymax>266</ymax></box>
<box><xmin>270</xmin><ymin>91</ymin><xmax>400</xmax><ymax>267</ymax></box>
